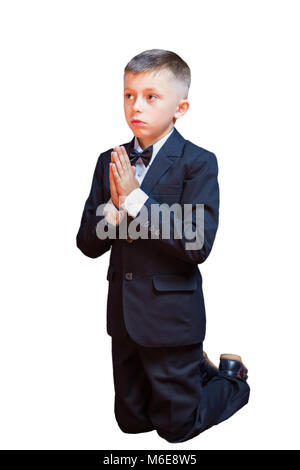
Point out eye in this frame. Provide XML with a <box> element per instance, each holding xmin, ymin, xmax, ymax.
<box><xmin>124</xmin><ymin>93</ymin><xmax>132</xmax><ymax>99</ymax></box>
<box><xmin>148</xmin><ymin>94</ymin><xmax>157</xmax><ymax>100</ymax></box>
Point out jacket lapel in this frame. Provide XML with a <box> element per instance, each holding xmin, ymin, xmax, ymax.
<box><xmin>124</xmin><ymin>127</ymin><xmax>185</xmax><ymax>196</ymax></box>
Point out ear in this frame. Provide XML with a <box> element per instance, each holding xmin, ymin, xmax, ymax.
<box><xmin>174</xmin><ymin>99</ymin><xmax>189</xmax><ymax>120</ymax></box>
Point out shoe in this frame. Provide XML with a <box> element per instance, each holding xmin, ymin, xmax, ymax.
<box><xmin>219</xmin><ymin>354</ymin><xmax>248</xmax><ymax>382</ymax></box>
<box><xmin>200</xmin><ymin>351</ymin><xmax>219</xmax><ymax>386</ymax></box>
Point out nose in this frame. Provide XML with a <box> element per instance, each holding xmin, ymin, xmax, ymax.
<box><xmin>132</xmin><ymin>95</ymin><xmax>144</xmax><ymax>113</ymax></box>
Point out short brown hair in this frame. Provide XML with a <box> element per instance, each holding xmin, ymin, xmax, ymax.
<box><xmin>124</xmin><ymin>49</ymin><xmax>191</xmax><ymax>98</ymax></box>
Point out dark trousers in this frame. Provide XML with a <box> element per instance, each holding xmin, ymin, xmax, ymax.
<box><xmin>111</xmin><ymin>326</ymin><xmax>250</xmax><ymax>443</ymax></box>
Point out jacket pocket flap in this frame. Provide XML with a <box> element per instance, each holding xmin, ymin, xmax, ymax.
<box><xmin>151</xmin><ymin>184</ymin><xmax>181</xmax><ymax>195</ymax></box>
<box><xmin>106</xmin><ymin>264</ymin><xmax>115</xmax><ymax>281</ymax></box>
<box><xmin>152</xmin><ymin>273</ymin><xmax>197</xmax><ymax>292</ymax></box>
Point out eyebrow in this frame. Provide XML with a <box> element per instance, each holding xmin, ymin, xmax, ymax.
<box><xmin>124</xmin><ymin>87</ymin><xmax>160</xmax><ymax>93</ymax></box>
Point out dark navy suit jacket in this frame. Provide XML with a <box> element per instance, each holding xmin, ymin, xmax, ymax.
<box><xmin>76</xmin><ymin>127</ymin><xmax>219</xmax><ymax>347</ymax></box>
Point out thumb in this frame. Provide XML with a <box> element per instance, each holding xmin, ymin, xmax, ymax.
<box><xmin>131</xmin><ymin>166</ymin><xmax>136</xmax><ymax>176</ymax></box>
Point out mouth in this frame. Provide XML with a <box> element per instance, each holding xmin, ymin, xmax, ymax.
<box><xmin>131</xmin><ymin>119</ymin><xmax>146</xmax><ymax>125</ymax></box>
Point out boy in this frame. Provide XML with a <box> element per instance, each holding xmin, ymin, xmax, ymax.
<box><xmin>76</xmin><ymin>49</ymin><xmax>250</xmax><ymax>443</ymax></box>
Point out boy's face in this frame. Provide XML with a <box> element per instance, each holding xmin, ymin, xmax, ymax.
<box><xmin>123</xmin><ymin>68</ymin><xmax>189</xmax><ymax>147</ymax></box>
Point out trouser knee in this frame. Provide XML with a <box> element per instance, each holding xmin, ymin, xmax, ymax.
<box><xmin>115</xmin><ymin>416</ymin><xmax>154</xmax><ymax>435</ymax></box>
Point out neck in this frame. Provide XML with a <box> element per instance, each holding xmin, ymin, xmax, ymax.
<box><xmin>137</xmin><ymin>125</ymin><xmax>174</xmax><ymax>150</ymax></box>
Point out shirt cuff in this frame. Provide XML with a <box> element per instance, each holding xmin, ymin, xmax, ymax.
<box><xmin>122</xmin><ymin>188</ymin><xmax>149</xmax><ymax>218</ymax></box>
<box><xmin>103</xmin><ymin>198</ymin><xmax>126</xmax><ymax>226</ymax></box>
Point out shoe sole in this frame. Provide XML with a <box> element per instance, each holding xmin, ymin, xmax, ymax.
<box><xmin>220</xmin><ymin>353</ymin><xmax>242</xmax><ymax>362</ymax></box>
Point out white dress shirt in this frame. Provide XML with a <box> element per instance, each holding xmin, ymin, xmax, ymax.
<box><xmin>103</xmin><ymin>127</ymin><xmax>175</xmax><ymax>225</ymax></box>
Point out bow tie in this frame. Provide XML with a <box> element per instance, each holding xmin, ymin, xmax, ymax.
<box><xmin>129</xmin><ymin>145</ymin><xmax>153</xmax><ymax>168</ymax></box>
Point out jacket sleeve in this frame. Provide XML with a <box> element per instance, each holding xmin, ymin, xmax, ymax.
<box><xmin>138</xmin><ymin>151</ymin><xmax>220</xmax><ymax>265</ymax></box>
<box><xmin>76</xmin><ymin>154</ymin><xmax>114</xmax><ymax>258</ymax></box>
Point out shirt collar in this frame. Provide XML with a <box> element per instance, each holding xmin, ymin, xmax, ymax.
<box><xmin>134</xmin><ymin>127</ymin><xmax>175</xmax><ymax>158</ymax></box>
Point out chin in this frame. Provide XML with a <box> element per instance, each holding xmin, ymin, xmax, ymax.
<box><xmin>130</xmin><ymin>127</ymin><xmax>147</xmax><ymax>136</ymax></box>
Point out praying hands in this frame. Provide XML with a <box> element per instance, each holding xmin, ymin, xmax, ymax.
<box><xmin>109</xmin><ymin>145</ymin><xmax>140</xmax><ymax>210</ymax></box>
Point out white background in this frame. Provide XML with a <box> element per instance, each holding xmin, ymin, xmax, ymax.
<box><xmin>0</xmin><ymin>0</ymin><xmax>299</xmax><ymax>450</ymax></box>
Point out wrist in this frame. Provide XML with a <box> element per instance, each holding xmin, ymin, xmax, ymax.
<box><xmin>112</xmin><ymin>200</ymin><xmax>119</xmax><ymax>210</ymax></box>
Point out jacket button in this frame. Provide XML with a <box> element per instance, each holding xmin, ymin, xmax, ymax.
<box><xmin>125</xmin><ymin>272</ymin><xmax>133</xmax><ymax>280</ymax></box>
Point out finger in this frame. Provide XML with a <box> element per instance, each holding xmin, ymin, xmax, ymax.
<box><xmin>110</xmin><ymin>164</ymin><xmax>123</xmax><ymax>209</ymax></box>
<box><xmin>114</xmin><ymin>146</ymin><xmax>126</xmax><ymax>175</ymax></box>
<box><xmin>111</xmin><ymin>151</ymin><xmax>122</xmax><ymax>176</ymax></box>
<box><xmin>110</xmin><ymin>163</ymin><xmax>121</xmax><ymax>197</ymax></box>
<box><xmin>110</xmin><ymin>162</ymin><xmax>121</xmax><ymax>185</ymax></box>
<box><xmin>120</xmin><ymin>145</ymin><xmax>132</xmax><ymax>172</ymax></box>
<box><xmin>110</xmin><ymin>164</ymin><xmax>120</xmax><ymax>205</ymax></box>
<box><xmin>111</xmin><ymin>150</ymin><xmax>124</xmax><ymax>178</ymax></box>
<box><xmin>109</xmin><ymin>163</ymin><xmax>117</xmax><ymax>192</ymax></box>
